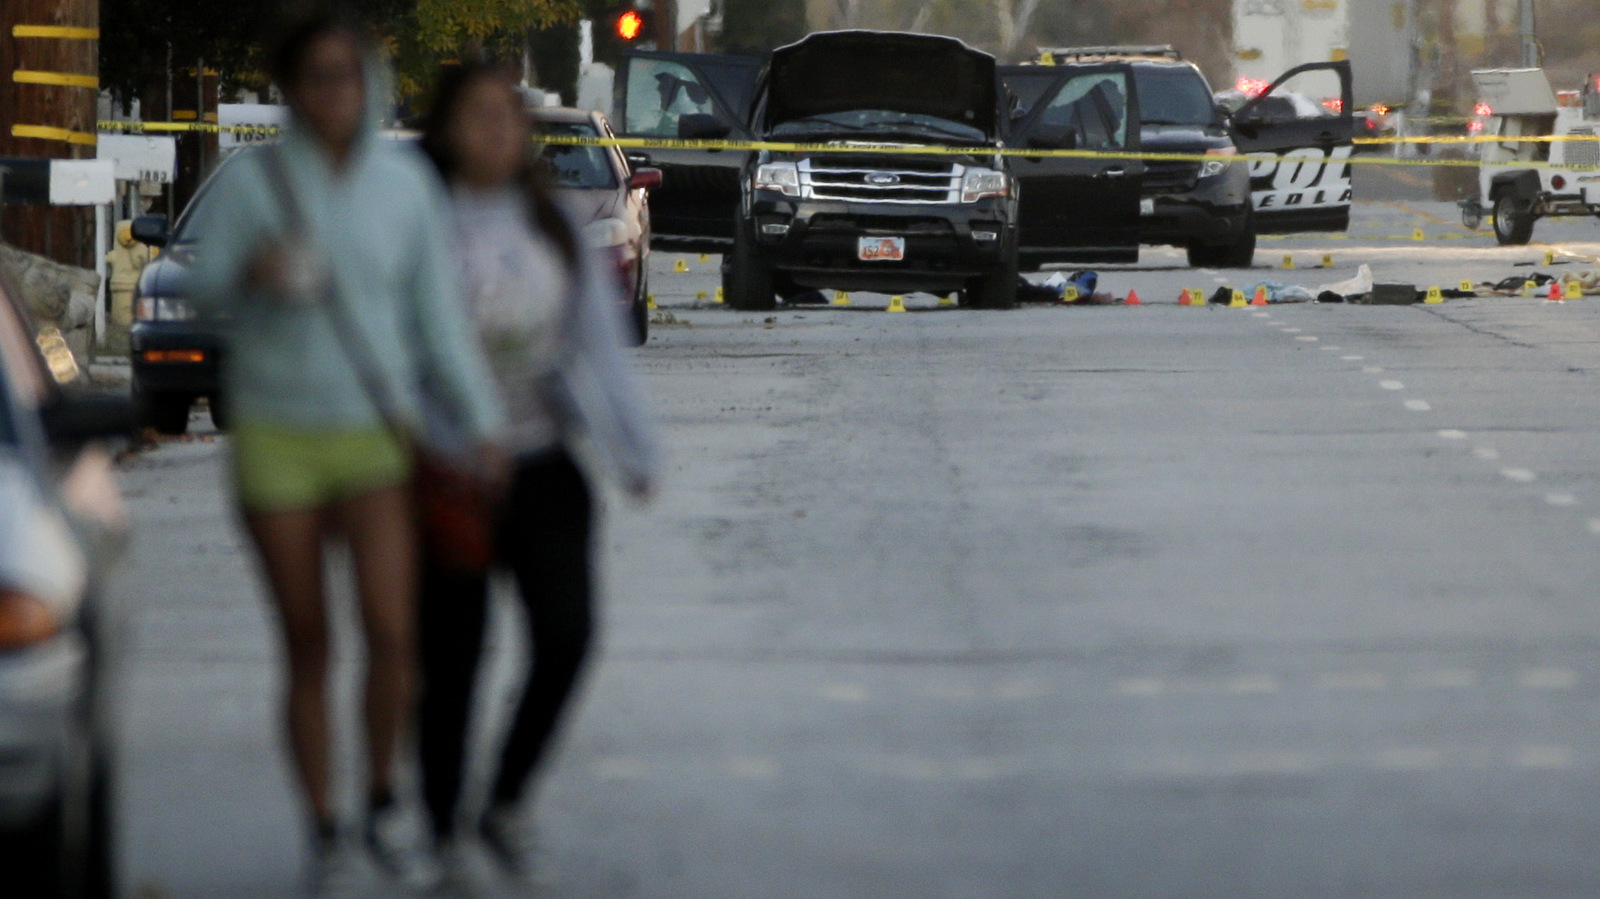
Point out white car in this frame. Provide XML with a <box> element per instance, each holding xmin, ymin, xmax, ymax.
<box><xmin>0</xmin><ymin>271</ymin><xmax>131</xmax><ymax>897</ymax></box>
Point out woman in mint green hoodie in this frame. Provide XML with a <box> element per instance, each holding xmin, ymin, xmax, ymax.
<box><xmin>185</xmin><ymin>10</ymin><xmax>505</xmax><ymax>891</ymax></box>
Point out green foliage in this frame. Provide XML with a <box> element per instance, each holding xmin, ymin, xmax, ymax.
<box><xmin>100</xmin><ymin>0</ymin><xmax>583</xmax><ymax>105</ymax></box>
<box><xmin>719</xmin><ymin>0</ymin><xmax>808</xmax><ymax>56</ymax></box>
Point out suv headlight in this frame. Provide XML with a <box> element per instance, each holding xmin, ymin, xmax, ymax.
<box><xmin>136</xmin><ymin>297</ymin><xmax>197</xmax><ymax>322</ymax></box>
<box><xmin>754</xmin><ymin>162</ymin><xmax>800</xmax><ymax>197</ymax></box>
<box><xmin>1199</xmin><ymin>147</ymin><xmax>1238</xmax><ymax>178</ymax></box>
<box><xmin>961</xmin><ymin>167</ymin><xmax>1009</xmax><ymax>203</ymax></box>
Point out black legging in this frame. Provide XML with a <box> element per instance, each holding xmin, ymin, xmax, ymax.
<box><xmin>418</xmin><ymin>450</ymin><xmax>594</xmax><ymax>839</ymax></box>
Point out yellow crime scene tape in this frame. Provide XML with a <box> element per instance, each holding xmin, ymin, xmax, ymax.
<box><xmin>94</xmin><ymin>120</ymin><xmax>1600</xmax><ymax>171</ymax></box>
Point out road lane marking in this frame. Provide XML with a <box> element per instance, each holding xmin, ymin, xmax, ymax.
<box><xmin>1363</xmin><ymin>366</ymin><xmax>1384</xmax><ymax>373</ymax></box>
<box><xmin>728</xmin><ymin>756</ymin><xmax>783</xmax><ymax>779</ymax></box>
<box><xmin>1516</xmin><ymin>668</ymin><xmax>1579</xmax><ymax>690</ymax></box>
<box><xmin>1296</xmin><ymin>336</ymin><xmax>1319</xmax><ymax>342</ymax></box>
<box><xmin>1226</xmin><ymin>675</ymin><xmax>1281</xmax><ymax>694</ymax></box>
<box><xmin>1545</xmin><ymin>493</ymin><xmax>1578</xmax><ymax>506</ymax></box>
<box><xmin>1437</xmin><ymin>429</ymin><xmax>1468</xmax><ymax>440</ymax></box>
<box><xmin>1374</xmin><ymin>747</ymin><xmax>1444</xmax><ymax>771</ymax></box>
<box><xmin>594</xmin><ymin>757</ymin><xmax>651</xmax><ymax>780</ymax></box>
<box><xmin>1501</xmin><ymin>468</ymin><xmax>1538</xmax><ymax>483</ymax></box>
<box><xmin>1513</xmin><ymin>745</ymin><xmax>1577</xmax><ymax>770</ymax></box>
<box><xmin>1251</xmin><ymin>312</ymin><xmax>1271</xmax><ymax>317</ymax></box>
<box><xmin>1379</xmin><ymin>380</ymin><xmax>1405</xmax><ymax>390</ymax></box>
<box><xmin>1404</xmin><ymin>399</ymin><xmax>1432</xmax><ymax>411</ymax></box>
<box><xmin>995</xmin><ymin>677</ymin><xmax>1050</xmax><ymax>700</ymax></box>
<box><xmin>1116</xmin><ymin>677</ymin><xmax>1165</xmax><ymax>696</ymax></box>
<box><xmin>1588</xmin><ymin>519</ymin><xmax>1600</xmax><ymax>535</ymax></box>
<box><xmin>952</xmin><ymin>757</ymin><xmax>1014</xmax><ymax>780</ymax></box>
<box><xmin>1315</xmin><ymin>671</ymin><xmax>1388</xmax><ymax>691</ymax></box>
<box><xmin>860</xmin><ymin>755</ymin><xmax>941</xmax><ymax>779</ymax></box>
<box><xmin>1473</xmin><ymin>447</ymin><xmax>1501</xmax><ymax>460</ymax></box>
<box><xmin>821</xmin><ymin>683</ymin><xmax>870</xmax><ymax>702</ymax></box>
<box><xmin>1281</xmin><ymin>327</ymin><xmax>1303</xmax><ymax>333</ymax></box>
<box><xmin>1412</xmin><ymin>668</ymin><xmax>1478</xmax><ymax>689</ymax></box>
<box><xmin>1341</xmin><ymin>355</ymin><xmax>1365</xmax><ymax>361</ymax></box>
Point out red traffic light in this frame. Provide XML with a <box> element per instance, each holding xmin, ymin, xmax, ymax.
<box><xmin>617</xmin><ymin>9</ymin><xmax>646</xmax><ymax>41</ymax></box>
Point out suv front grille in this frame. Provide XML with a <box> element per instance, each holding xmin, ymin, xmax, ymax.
<box><xmin>799</xmin><ymin>157</ymin><xmax>965</xmax><ymax>204</ymax></box>
<box><xmin>1143</xmin><ymin>159</ymin><xmax>1200</xmax><ymax>194</ymax></box>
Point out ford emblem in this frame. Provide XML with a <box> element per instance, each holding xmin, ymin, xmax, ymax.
<box><xmin>865</xmin><ymin>172</ymin><xmax>901</xmax><ymax>186</ymax></box>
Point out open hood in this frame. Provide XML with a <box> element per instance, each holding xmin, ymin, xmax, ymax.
<box><xmin>764</xmin><ymin>31</ymin><xmax>997</xmax><ymax>137</ymax></box>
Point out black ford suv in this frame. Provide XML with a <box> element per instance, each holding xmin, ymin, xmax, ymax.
<box><xmin>617</xmin><ymin>31</ymin><xmax>1148</xmax><ymax>309</ymax></box>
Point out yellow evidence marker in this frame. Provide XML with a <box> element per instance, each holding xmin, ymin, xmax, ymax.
<box><xmin>832</xmin><ymin>290</ymin><xmax>852</xmax><ymax>306</ymax></box>
<box><xmin>1321</xmin><ymin>254</ymin><xmax>1333</xmax><ymax>268</ymax></box>
<box><xmin>646</xmin><ymin>293</ymin><xmax>658</xmax><ymax>310</ymax></box>
<box><xmin>1281</xmin><ymin>255</ymin><xmax>1295</xmax><ymax>270</ymax></box>
<box><xmin>1229</xmin><ymin>289</ymin><xmax>1247</xmax><ymax>308</ymax></box>
<box><xmin>1061</xmin><ymin>286</ymin><xmax>1079</xmax><ymax>303</ymax></box>
<box><xmin>887</xmin><ymin>295</ymin><xmax>908</xmax><ymax>313</ymax></box>
<box><xmin>1459</xmin><ymin>279</ymin><xmax>1473</xmax><ymax>292</ymax></box>
<box><xmin>699</xmin><ymin>253</ymin><xmax>711</xmax><ymax>263</ymax></box>
<box><xmin>695</xmin><ymin>289</ymin><xmax>707</xmax><ymax>302</ymax></box>
<box><xmin>1412</xmin><ymin>228</ymin><xmax>1425</xmax><ymax>241</ymax></box>
<box><xmin>673</xmin><ymin>258</ymin><xmax>689</xmax><ymax>273</ymax></box>
<box><xmin>1523</xmin><ymin>280</ymin><xmax>1537</xmax><ymax>297</ymax></box>
<box><xmin>1424</xmin><ymin>286</ymin><xmax>1444</xmax><ymax>304</ymax></box>
<box><xmin>714</xmin><ymin>286</ymin><xmax>725</xmax><ymax>304</ymax></box>
<box><xmin>1192</xmin><ymin>287</ymin><xmax>1207</xmax><ymax>306</ymax></box>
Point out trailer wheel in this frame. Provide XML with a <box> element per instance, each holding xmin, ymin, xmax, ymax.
<box><xmin>1492</xmin><ymin>194</ymin><xmax>1535</xmax><ymax>246</ymax></box>
<box><xmin>1460</xmin><ymin>202</ymin><xmax>1483</xmax><ymax>231</ymax></box>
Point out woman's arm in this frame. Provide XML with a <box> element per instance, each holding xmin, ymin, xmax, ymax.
<box><xmin>555</xmin><ymin>244</ymin><xmax>663</xmax><ymax>495</ymax></box>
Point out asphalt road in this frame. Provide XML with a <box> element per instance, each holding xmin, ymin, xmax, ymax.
<box><xmin>107</xmin><ymin>197</ymin><xmax>1600</xmax><ymax>898</ymax></box>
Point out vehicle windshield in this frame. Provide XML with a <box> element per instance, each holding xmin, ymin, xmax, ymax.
<box><xmin>770</xmin><ymin>109</ymin><xmax>986</xmax><ymax>143</ymax></box>
<box><xmin>1135</xmin><ymin>66</ymin><xmax>1218</xmax><ymax>126</ymax></box>
<box><xmin>536</xmin><ymin>123</ymin><xmax>619</xmax><ymax>189</ymax></box>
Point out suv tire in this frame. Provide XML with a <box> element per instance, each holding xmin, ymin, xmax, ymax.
<box><xmin>726</xmin><ymin>226</ymin><xmax>777</xmax><ymax>311</ymax></box>
<box><xmin>1187</xmin><ymin>213</ymin><xmax>1258</xmax><ymax>269</ymax></box>
<box><xmin>137</xmin><ymin>389</ymin><xmax>191</xmax><ymax>436</ymax></box>
<box><xmin>1493</xmin><ymin>193</ymin><xmax>1535</xmax><ymax>246</ymax></box>
<box><xmin>965</xmin><ymin>241</ymin><xmax>1019</xmax><ymax>310</ymax></box>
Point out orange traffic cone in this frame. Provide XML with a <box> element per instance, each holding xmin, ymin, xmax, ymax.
<box><xmin>1548</xmin><ymin>280</ymin><xmax>1565</xmax><ymax>304</ymax></box>
<box><xmin>1178</xmin><ymin>288</ymin><xmax>1192</xmax><ymax>306</ymax></box>
<box><xmin>1125</xmin><ymin>289</ymin><xmax>1142</xmax><ymax>306</ymax></box>
<box><xmin>1251</xmin><ymin>286</ymin><xmax>1269</xmax><ymax>306</ymax></box>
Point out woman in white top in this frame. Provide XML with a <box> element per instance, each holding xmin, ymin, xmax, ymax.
<box><xmin>415</xmin><ymin>61</ymin><xmax>661</xmax><ymax>880</ymax></box>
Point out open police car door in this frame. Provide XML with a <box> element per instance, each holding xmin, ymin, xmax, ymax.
<box><xmin>1001</xmin><ymin>63</ymin><xmax>1143</xmax><ymax>265</ymax></box>
<box><xmin>616</xmin><ymin>50</ymin><xmax>763</xmax><ymax>251</ymax></box>
<box><xmin>1227</xmin><ymin>60</ymin><xmax>1354</xmax><ymax>234</ymax></box>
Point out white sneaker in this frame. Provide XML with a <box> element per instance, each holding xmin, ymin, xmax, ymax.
<box><xmin>367</xmin><ymin>801</ymin><xmax>442</xmax><ymax>892</ymax></box>
<box><xmin>431</xmin><ymin>838</ymin><xmax>482</xmax><ymax>898</ymax></box>
<box><xmin>306</xmin><ymin>833</ymin><xmax>362</xmax><ymax>898</ymax></box>
<box><xmin>478</xmin><ymin>803</ymin><xmax>537</xmax><ymax>877</ymax></box>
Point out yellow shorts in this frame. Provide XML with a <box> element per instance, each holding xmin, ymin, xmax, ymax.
<box><xmin>231</xmin><ymin>420</ymin><xmax>411</xmax><ymax>513</ymax></box>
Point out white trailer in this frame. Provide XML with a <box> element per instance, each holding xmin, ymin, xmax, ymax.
<box><xmin>1461</xmin><ymin>68</ymin><xmax>1600</xmax><ymax>244</ymax></box>
<box><xmin>1232</xmin><ymin>0</ymin><xmax>1415</xmax><ymax>108</ymax></box>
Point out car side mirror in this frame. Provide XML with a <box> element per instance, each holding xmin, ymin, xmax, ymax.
<box><xmin>678</xmin><ymin>113</ymin><xmax>732</xmax><ymax>141</ymax></box>
<box><xmin>626</xmin><ymin>152</ymin><xmax>653</xmax><ymax>169</ymax></box>
<box><xmin>41</xmin><ymin>391</ymin><xmax>136</xmax><ymax>445</ymax></box>
<box><xmin>628</xmin><ymin>167</ymin><xmax>664</xmax><ymax>190</ymax></box>
<box><xmin>130</xmin><ymin>214</ymin><xmax>169</xmax><ymax>248</ymax></box>
<box><xmin>1027</xmin><ymin>124</ymin><xmax>1077</xmax><ymax>150</ymax></box>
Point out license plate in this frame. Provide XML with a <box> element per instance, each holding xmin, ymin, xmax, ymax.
<box><xmin>1139</xmin><ymin>198</ymin><xmax>1155</xmax><ymax>216</ymax></box>
<box><xmin>858</xmin><ymin>236</ymin><xmax>906</xmax><ymax>261</ymax></box>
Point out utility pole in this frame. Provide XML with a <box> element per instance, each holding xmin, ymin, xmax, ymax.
<box><xmin>0</xmin><ymin>0</ymin><xmax>99</xmax><ymax>265</ymax></box>
<box><xmin>1518</xmin><ymin>0</ymin><xmax>1538</xmax><ymax>68</ymax></box>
